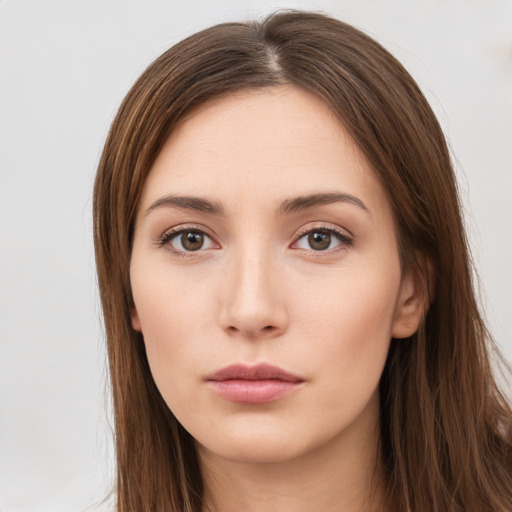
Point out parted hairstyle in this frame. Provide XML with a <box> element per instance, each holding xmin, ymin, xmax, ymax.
<box><xmin>93</xmin><ymin>10</ymin><xmax>512</xmax><ymax>512</ymax></box>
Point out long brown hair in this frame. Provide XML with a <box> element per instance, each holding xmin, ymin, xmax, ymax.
<box><xmin>93</xmin><ymin>10</ymin><xmax>512</xmax><ymax>512</ymax></box>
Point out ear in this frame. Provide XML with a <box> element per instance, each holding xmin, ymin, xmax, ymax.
<box><xmin>391</xmin><ymin>271</ymin><xmax>427</xmax><ymax>339</ymax></box>
<box><xmin>131</xmin><ymin>307</ymin><xmax>142</xmax><ymax>332</ymax></box>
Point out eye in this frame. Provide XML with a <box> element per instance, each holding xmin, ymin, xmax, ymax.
<box><xmin>293</xmin><ymin>227</ymin><xmax>353</xmax><ymax>252</ymax></box>
<box><xmin>159</xmin><ymin>228</ymin><xmax>216</xmax><ymax>253</ymax></box>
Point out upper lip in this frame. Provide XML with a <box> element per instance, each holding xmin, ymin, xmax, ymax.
<box><xmin>207</xmin><ymin>363</ymin><xmax>304</xmax><ymax>382</ymax></box>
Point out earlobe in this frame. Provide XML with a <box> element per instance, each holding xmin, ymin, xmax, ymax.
<box><xmin>391</xmin><ymin>272</ymin><xmax>426</xmax><ymax>339</ymax></box>
<box><xmin>131</xmin><ymin>307</ymin><xmax>142</xmax><ymax>332</ymax></box>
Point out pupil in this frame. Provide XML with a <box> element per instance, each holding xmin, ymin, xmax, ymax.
<box><xmin>182</xmin><ymin>231</ymin><xmax>204</xmax><ymax>251</ymax></box>
<box><xmin>308</xmin><ymin>231</ymin><xmax>331</xmax><ymax>250</ymax></box>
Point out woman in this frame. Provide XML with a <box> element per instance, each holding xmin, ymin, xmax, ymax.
<box><xmin>93</xmin><ymin>10</ymin><xmax>512</xmax><ymax>512</ymax></box>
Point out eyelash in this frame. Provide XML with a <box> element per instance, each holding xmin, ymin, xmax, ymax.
<box><xmin>293</xmin><ymin>225</ymin><xmax>354</xmax><ymax>253</ymax></box>
<box><xmin>155</xmin><ymin>225</ymin><xmax>216</xmax><ymax>257</ymax></box>
<box><xmin>156</xmin><ymin>224</ymin><xmax>354</xmax><ymax>257</ymax></box>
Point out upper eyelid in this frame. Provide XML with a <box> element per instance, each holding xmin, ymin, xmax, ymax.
<box><xmin>293</xmin><ymin>222</ymin><xmax>354</xmax><ymax>246</ymax></box>
<box><xmin>292</xmin><ymin>225</ymin><xmax>353</xmax><ymax>248</ymax></box>
<box><xmin>160</xmin><ymin>223</ymin><xmax>215</xmax><ymax>239</ymax></box>
<box><xmin>295</xmin><ymin>223</ymin><xmax>351</xmax><ymax>237</ymax></box>
<box><xmin>159</xmin><ymin>222</ymin><xmax>350</xmax><ymax>240</ymax></box>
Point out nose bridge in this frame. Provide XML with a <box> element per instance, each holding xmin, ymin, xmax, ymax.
<box><xmin>220</xmin><ymin>238</ymin><xmax>286</xmax><ymax>338</ymax></box>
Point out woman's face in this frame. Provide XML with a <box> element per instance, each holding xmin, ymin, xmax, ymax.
<box><xmin>130</xmin><ymin>86</ymin><xmax>421</xmax><ymax>465</ymax></box>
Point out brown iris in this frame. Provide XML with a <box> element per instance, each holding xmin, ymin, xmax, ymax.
<box><xmin>308</xmin><ymin>231</ymin><xmax>331</xmax><ymax>250</ymax></box>
<box><xmin>181</xmin><ymin>231</ymin><xmax>204</xmax><ymax>251</ymax></box>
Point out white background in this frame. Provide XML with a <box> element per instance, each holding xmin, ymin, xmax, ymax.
<box><xmin>1</xmin><ymin>1</ymin><xmax>511</xmax><ymax>511</ymax></box>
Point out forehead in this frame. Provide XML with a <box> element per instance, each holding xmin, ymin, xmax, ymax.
<box><xmin>138</xmin><ymin>85</ymin><xmax>389</xmax><ymax>218</ymax></box>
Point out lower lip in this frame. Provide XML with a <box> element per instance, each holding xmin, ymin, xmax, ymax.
<box><xmin>208</xmin><ymin>379</ymin><xmax>302</xmax><ymax>404</ymax></box>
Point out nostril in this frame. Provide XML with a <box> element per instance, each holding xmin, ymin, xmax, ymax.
<box><xmin>225</xmin><ymin>324</ymin><xmax>278</xmax><ymax>337</ymax></box>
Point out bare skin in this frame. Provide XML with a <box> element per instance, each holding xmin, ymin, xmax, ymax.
<box><xmin>198</xmin><ymin>391</ymin><xmax>386</xmax><ymax>512</ymax></box>
<box><xmin>130</xmin><ymin>86</ymin><xmax>423</xmax><ymax>512</ymax></box>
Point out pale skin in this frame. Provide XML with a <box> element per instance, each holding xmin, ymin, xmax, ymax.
<box><xmin>130</xmin><ymin>86</ymin><xmax>424</xmax><ymax>512</ymax></box>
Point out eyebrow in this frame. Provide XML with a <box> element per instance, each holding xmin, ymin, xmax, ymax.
<box><xmin>145</xmin><ymin>195</ymin><xmax>225</xmax><ymax>216</ymax></box>
<box><xmin>276</xmin><ymin>192</ymin><xmax>369</xmax><ymax>216</ymax></box>
<box><xmin>145</xmin><ymin>192</ymin><xmax>369</xmax><ymax>217</ymax></box>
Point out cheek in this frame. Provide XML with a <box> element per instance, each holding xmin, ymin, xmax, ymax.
<box><xmin>129</xmin><ymin>258</ymin><xmax>214</xmax><ymax>395</ymax></box>
<box><xmin>291</xmin><ymin>261</ymin><xmax>400</xmax><ymax>394</ymax></box>
<box><xmin>131</xmin><ymin>247</ymin><xmax>213</xmax><ymax>337</ymax></box>
<box><xmin>295</xmin><ymin>260</ymin><xmax>400</xmax><ymax>339</ymax></box>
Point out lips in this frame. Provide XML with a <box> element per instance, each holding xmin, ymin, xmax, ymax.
<box><xmin>206</xmin><ymin>363</ymin><xmax>304</xmax><ymax>404</ymax></box>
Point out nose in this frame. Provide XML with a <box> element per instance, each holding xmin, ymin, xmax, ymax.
<box><xmin>219</xmin><ymin>246</ymin><xmax>288</xmax><ymax>340</ymax></box>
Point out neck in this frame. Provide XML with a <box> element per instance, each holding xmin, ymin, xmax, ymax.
<box><xmin>197</xmin><ymin>394</ymin><xmax>389</xmax><ymax>512</ymax></box>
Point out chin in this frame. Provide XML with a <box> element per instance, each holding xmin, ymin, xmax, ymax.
<box><xmin>198</xmin><ymin>437</ymin><xmax>305</xmax><ymax>465</ymax></box>
<box><xmin>193</xmin><ymin>421</ymin><xmax>339</xmax><ymax>466</ymax></box>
